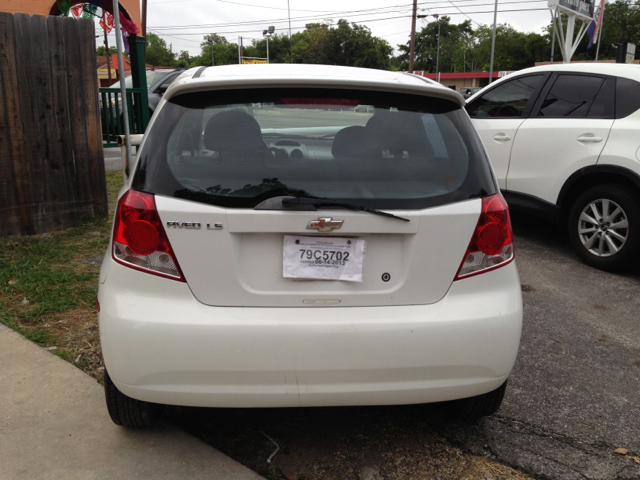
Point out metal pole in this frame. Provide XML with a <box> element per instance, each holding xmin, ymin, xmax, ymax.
<box><xmin>266</xmin><ymin>35</ymin><xmax>270</xmax><ymax>64</ymax></box>
<box><xmin>112</xmin><ymin>0</ymin><xmax>132</xmax><ymax>179</ymax></box>
<box><xmin>287</xmin><ymin>0</ymin><xmax>293</xmax><ymax>62</ymax></box>
<box><xmin>238</xmin><ymin>37</ymin><xmax>241</xmax><ymax>64</ymax></box>
<box><xmin>435</xmin><ymin>18</ymin><xmax>441</xmax><ymax>82</ymax></box>
<box><xmin>595</xmin><ymin>20</ymin><xmax>603</xmax><ymax>61</ymax></box>
<box><xmin>550</xmin><ymin>8</ymin><xmax>557</xmax><ymax>63</ymax></box>
<box><xmin>211</xmin><ymin>40</ymin><xmax>214</xmax><ymax>66</ymax></box>
<box><xmin>409</xmin><ymin>0</ymin><xmax>418</xmax><ymax>73</ymax></box>
<box><xmin>489</xmin><ymin>0</ymin><xmax>499</xmax><ymax>84</ymax></box>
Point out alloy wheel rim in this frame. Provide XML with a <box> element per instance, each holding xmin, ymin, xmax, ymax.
<box><xmin>578</xmin><ymin>198</ymin><xmax>629</xmax><ymax>257</ymax></box>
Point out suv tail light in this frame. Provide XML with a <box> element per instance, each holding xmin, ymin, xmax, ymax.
<box><xmin>455</xmin><ymin>194</ymin><xmax>514</xmax><ymax>280</ymax></box>
<box><xmin>112</xmin><ymin>190</ymin><xmax>185</xmax><ymax>282</ymax></box>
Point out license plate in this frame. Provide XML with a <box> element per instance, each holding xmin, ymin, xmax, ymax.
<box><xmin>283</xmin><ymin>235</ymin><xmax>365</xmax><ymax>282</ymax></box>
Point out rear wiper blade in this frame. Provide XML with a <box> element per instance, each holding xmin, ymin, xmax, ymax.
<box><xmin>282</xmin><ymin>196</ymin><xmax>410</xmax><ymax>222</ymax></box>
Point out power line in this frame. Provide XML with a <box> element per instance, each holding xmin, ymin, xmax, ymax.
<box><xmin>149</xmin><ymin>0</ymin><xmax>545</xmax><ymax>31</ymax></box>
<box><xmin>151</xmin><ymin>7</ymin><xmax>547</xmax><ymax>37</ymax></box>
<box><xmin>148</xmin><ymin>2</ymin><xmax>432</xmax><ymax>29</ymax></box>
<box><xmin>148</xmin><ymin>0</ymin><xmax>336</xmax><ymax>13</ymax></box>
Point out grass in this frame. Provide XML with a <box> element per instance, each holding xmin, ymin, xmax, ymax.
<box><xmin>0</xmin><ymin>170</ymin><xmax>123</xmax><ymax>381</ymax></box>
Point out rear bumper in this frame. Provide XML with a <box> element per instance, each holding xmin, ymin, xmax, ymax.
<box><xmin>99</xmin><ymin>260</ymin><xmax>522</xmax><ymax>408</ymax></box>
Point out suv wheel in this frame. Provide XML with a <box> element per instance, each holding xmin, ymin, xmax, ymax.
<box><xmin>104</xmin><ymin>370</ymin><xmax>161</xmax><ymax>427</ymax></box>
<box><xmin>568</xmin><ymin>185</ymin><xmax>640</xmax><ymax>272</ymax></box>
<box><xmin>447</xmin><ymin>381</ymin><xmax>507</xmax><ymax>422</ymax></box>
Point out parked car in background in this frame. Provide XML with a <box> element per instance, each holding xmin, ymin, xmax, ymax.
<box><xmin>467</xmin><ymin>63</ymin><xmax>640</xmax><ymax>272</ymax></box>
<box><xmin>461</xmin><ymin>87</ymin><xmax>481</xmax><ymax>99</ymax></box>
<box><xmin>99</xmin><ymin>64</ymin><xmax>523</xmax><ymax>427</ymax></box>
<box><xmin>101</xmin><ymin>68</ymin><xmax>183</xmax><ymax>141</ymax></box>
<box><xmin>106</xmin><ymin>68</ymin><xmax>182</xmax><ymax>116</ymax></box>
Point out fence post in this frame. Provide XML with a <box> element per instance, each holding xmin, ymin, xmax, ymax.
<box><xmin>128</xmin><ymin>34</ymin><xmax>149</xmax><ymax>131</ymax></box>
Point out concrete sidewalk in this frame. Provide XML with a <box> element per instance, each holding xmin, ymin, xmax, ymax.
<box><xmin>104</xmin><ymin>146</ymin><xmax>124</xmax><ymax>172</ymax></box>
<box><xmin>0</xmin><ymin>323</ymin><xmax>263</xmax><ymax>480</ymax></box>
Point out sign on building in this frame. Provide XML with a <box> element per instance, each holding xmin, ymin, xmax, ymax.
<box><xmin>97</xmin><ymin>68</ymin><xmax>117</xmax><ymax>79</ymax></box>
<box><xmin>241</xmin><ymin>58</ymin><xmax>267</xmax><ymax>64</ymax></box>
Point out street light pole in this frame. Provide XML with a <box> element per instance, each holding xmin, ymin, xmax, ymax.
<box><xmin>263</xmin><ymin>26</ymin><xmax>275</xmax><ymax>64</ymax></box>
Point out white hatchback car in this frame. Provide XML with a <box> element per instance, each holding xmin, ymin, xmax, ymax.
<box><xmin>98</xmin><ymin>64</ymin><xmax>523</xmax><ymax>427</ymax></box>
<box><xmin>466</xmin><ymin>63</ymin><xmax>640</xmax><ymax>271</ymax></box>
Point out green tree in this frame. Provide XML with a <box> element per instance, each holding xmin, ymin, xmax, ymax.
<box><xmin>396</xmin><ymin>18</ymin><xmax>550</xmax><ymax>72</ymax></box>
<box><xmin>293</xmin><ymin>20</ymin><xmax>392</xmax><ymax>69</ymax></box>
<box><xmin>190</xmin><ymin>34</ymin><xmax>241</xmax><ymax>66</ymax></box>
<box><xmin>395</xmin><ymin>18</ymin><xmax>474</xmax><ymax>72</ymax></box>
<box><xmin>145</xmin><ymin>32</ymin><xmax>176</xmax><ymax>67</ymax></box>
<box><xmin>96</xmin><ymin>45</ymin><xmax>116</xmax><ymax>56</ymax></box>
<box><xmin>470</xmin><ymin>24</ymin><xmax>549</xmax><ymax>71</ymax></box>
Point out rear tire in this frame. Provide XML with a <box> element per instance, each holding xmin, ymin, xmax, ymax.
<box><xmin>104</xmin><ymin>370</ymin><xmax>161</xmax><ymax>427</ymax></box>
<box><xmin>447</xmin><ymin>381</ymin><xmax>507</xmax><ymax>422</ymax></box>
<box><xmin>567</xmin><ymin>184</ymin><xmax>640</xmax><ymax>272</ymax></box>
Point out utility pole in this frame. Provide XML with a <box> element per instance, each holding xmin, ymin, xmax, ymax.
<box><xmin>287</xmin><ymin>0</ymin><xmax>293</xmax><ymax>62</ymax></box>
<box><xmin>489</xmin><ymin>0</ymin><xmax>499</xmax><ymax>84</ymax></box>
<box><xmin>409</xmin><ymin>0</ymin><xmax>418</xmax><ymax>73</ymax></box>
<box><xmin>141</xmin><ymin>0</ymin><xmax>147</xmax><ymax>40</ymax></box>
<box><xmin>435</xmin><ymin>15</ymin><xmax>441</xmax><ymax>82</ymax></box>
<box><xmin>104</xmin><ymin>31</ymin><xmax>113</xmax><ymax>86</ymax></box>
<box><xmin>550</xmin><ymin>9</ymin><xmax>557</xmax><ymax>63</ymax></box>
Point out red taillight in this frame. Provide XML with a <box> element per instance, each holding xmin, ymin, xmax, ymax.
<box><xmin>112</xmin><ymin>190</ymin><xmax>185</xmax><ymax>281</ymax></box>
<box><xmin>455</xmin><ymin>194</ymin><xmax>514</xmax><ymax>280</ymax></box>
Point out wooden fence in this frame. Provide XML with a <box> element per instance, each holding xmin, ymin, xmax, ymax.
<box><xmin>0</xmin><ymin>12</ymin><xmax>107</xmax><ymax>237</ymax></box>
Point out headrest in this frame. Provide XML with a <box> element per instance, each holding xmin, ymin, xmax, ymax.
<box><xmin>331</xmin><ymin>126</ymin><xmax>371</xmax><ymax>158</ymax></box>
<box><xmin>365</xmin><ymin>111</ymin><xmax>432</xmax><ymax>157</ymax></box>
<box><xmin>203</xmin><ymin>110</ymin><xmax>265</xmax><ymax>153</ymax></box>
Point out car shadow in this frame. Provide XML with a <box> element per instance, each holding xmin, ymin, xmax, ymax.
<box><xmin>165</xmin><ymin>402</ymin><xmax>475</xmax><ymax>478</ymax></box>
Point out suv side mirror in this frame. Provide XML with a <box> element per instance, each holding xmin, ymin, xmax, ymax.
<box><xmin>157</xmin><ymin>83</ymin><xmax>171</xmax><ymax>95</ymax></box>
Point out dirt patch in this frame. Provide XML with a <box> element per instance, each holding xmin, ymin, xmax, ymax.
<box><xmin>11</xmin><ymin>306</ymin><xmax>104</xmax><ymax>383</ymax></box>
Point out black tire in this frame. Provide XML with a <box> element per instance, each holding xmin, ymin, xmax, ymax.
<box><xmin>567</xmin><ymin>184</ymin><xmax>640</xmax><ymax>272</ymax></box>
<box><xmin>447</xmin><ymin>381</ymin><xmax>507</xmax><ymax>422</ymax></box>
<box><xmin>104</xmin><ymin>370</ymin><xmax>161</xmax><ymax>427</ymax></box>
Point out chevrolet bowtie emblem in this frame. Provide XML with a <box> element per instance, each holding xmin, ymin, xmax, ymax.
<box><xmin>307</xmin><ymin>217</ymin><xmax>343</xmax><ymax>232</ymax></box>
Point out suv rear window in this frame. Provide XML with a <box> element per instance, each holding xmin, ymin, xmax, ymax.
<box><xmin>133</xmin><ymin>88</ymin><xmax>496</xmax><ymax>209</ymax></box>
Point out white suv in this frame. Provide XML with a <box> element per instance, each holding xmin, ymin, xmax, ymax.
<box><xmin>99</xmin><ymin>64</ymin><xmax>522</xmax><ymax>427</ymax></box>
<box><xmin>467</xmin><ymin>64</ymin><xmax>640</xmax><ymax>271</ymax></box>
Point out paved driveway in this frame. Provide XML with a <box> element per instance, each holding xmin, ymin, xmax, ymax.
<box><xmin>436</xmin><ymin>212</ymin><xmax>640</xmax><ymax>480</ymax></box>
<box><xmin>167</xmin><ymin>210</ymin><xmax>640</xmax><ymax>480</ymax></box>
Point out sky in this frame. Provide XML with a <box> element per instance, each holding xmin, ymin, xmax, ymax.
<box><xmin>97</xmin><ymin>0</ymin><xmax>556</xmax><ymax>58</ymax></box>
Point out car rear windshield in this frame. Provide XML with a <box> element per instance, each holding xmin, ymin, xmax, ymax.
<box><xmin>133</xmin><ymin>88</ymin><xmax>496</xmax><ymax>209</ymax></box>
